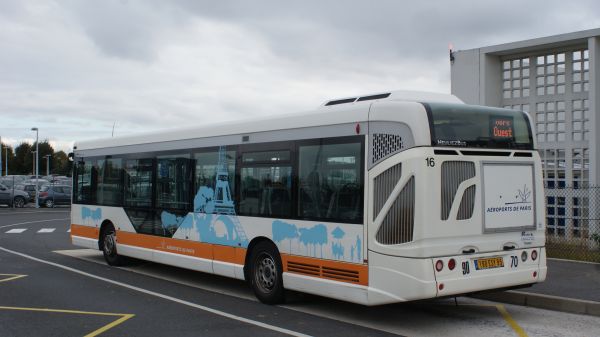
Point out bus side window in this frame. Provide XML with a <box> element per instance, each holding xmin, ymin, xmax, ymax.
<box><xmin>298</xmin><ymin>141</ymin><xmax>363</xmax><ymax>223</ymax></box>
<box><xmin>239</xmin><ymin>150</ymin><xmax>292</xmax><ymax>218</ymax></box>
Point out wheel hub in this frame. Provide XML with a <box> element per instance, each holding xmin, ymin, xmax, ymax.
<box><xmin>104</xmin><ymin>233</ymin><xmax>116</xmax><ymax>255</ymax></box>
<box><xmin>256</xmin><ymin>254</ymin><xmax>276</xmax><ymax>291</ymax></box>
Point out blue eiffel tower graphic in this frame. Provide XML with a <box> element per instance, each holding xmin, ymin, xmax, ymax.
<box><xmin>213</xmin><ymin>146</ymin><xmax>248</xmax><ymax>244</ymax></box>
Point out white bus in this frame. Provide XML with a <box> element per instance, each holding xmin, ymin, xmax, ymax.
<box><xmin>70</xmin><ymin>91</ymin><xmax>546</xmax><ymax>305</ymax></box>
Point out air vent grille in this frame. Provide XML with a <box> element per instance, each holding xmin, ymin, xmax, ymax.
<box><xmin>441</xmin><ymin>161</ymin><xmax>475</xmax><ymax>220</ymax></box>
<box><xmin>457</xmin><ymin>185</ymin><xmax>476</xmax><ymax>220</ymax></box>
<box><xmin>322</xmin><ymin>266</ymin><xmax>360</xmax><ymax>283</ymax></box>
<box><xmin>372</xmin><ymin>134</ymin><xmax>403</xmax><ymax>164</ymax></box>
<box><xmin>356</xmin><ymin>93</ymin><xmax>391</xmax><ymax>102</ymax></box>
<box><xmin>373</xmin><ymin>163</ymin><xmax>402</xmax><ymax>220</ymax></box>
<box><xmin>375</xmin><ymin>176</ymin><xmax>415</xmax><ymax>245</ymax></box>
<box><xmin>287</xmin><ymin>261</ymin><xmax>320</xmax><ymax>276</ymax></box>
<box><xmin>325</xmin><ymin>92</ymin><xmax>391</xmax><ymax>106</ymax></box>
<box><xmin>286</xmin><ymin>262</ymin><xmax>360</xmax><ymax>283</ymax></box>
<box><xmin>325</xmin><ymin>98</ymin><xmax>357</xmax><ymax>106</ymax></box>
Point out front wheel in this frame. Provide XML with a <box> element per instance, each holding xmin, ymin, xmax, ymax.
<box><xmin>101</xmin><ymin>224</ymin><xmax>127</xmax><ymax>266</ymax></box>
<box><xmin>13</xmin><ymin>196</ymin><xmax>25</xmax><ymax>208</ymax></box>
<box><xmin>249</xmin><ymin>241</ymin><xmax>285</xmax><ymax>304</ymax></box>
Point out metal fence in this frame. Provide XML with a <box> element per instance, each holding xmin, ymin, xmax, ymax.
<box><xmin>545</xmin><ymin>186</ymin><xmax>600</xmax><ymax>262</ymax></box>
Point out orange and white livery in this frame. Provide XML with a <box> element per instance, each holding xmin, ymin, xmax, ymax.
<box><xmin>71</xmin><ymin>91</ymin><xmax>547</xmax><ymax>305</ymax></box>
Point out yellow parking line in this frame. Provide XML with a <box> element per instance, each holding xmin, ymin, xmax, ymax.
<box><xmin>441</xmin><ymin>303</ymin><xmax>528</xmax><ymax>337</ymax></box>
<box><xmin>0</xmin><ymin>274</ymin><xmax>27</xmax><ymax>283</ymax></box>
<box><xmin>0</xmin><ymin>306</ymin><xmax>135</xmax><ymax>336</ymax></box>
<box><xmin>496</xmin><ymin>304</ymin><xmax>528</xmax><ymax>337</ymax></box>
<box><xmin>85</xmin><ymin>313</ymin><xmax>135</xmax><ymax>337</ymax></box>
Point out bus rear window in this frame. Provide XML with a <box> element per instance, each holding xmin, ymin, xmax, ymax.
<box><xmin>425</xmin><ymin>103</ymin><xmax>533</xmax><ymax>150</ymax></box>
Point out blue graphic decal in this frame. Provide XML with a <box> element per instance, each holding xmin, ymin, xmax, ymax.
<box><xmin>81</xmin><ymin>207</ymin><xmax>101</xmax><ymax>224</ymax></box>
<box><xmin>161</xmin><ymin>211</ymin><xmax>184</xmax><ymax>235</ymax></box>
<box><xmin>332</xmin><ymin>226</ymin><xmax>345</xmax><ymax>239</ymax></box>
<box><xmin>273</xmin><ymin>220</ymin><xmax>299</xmax><ymax>251</ymax></box>
<box><xmin>174</xmin><ymin>146</ymin><xmax>249</xmax><ymax>248</ymax></box>
<box><xmin>299</xmin><ymin>224</ymin><xmax>328</xmax><ymax>257</ymax></box>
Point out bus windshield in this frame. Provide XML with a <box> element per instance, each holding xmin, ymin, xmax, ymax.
<box><xmin>425</xmin><ymin>103</ymin><xmax>534</xmax><ymax>150</ymax></box>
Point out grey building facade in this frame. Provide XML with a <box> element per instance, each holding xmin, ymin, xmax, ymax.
<box><xmin>451</xmin><ymin>29</ymin><xmax>600</xmax><ymax>242</ymax></box>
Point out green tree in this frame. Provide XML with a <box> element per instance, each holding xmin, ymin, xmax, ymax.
<box><xmin>53</xmin><ymin>151</ymin><xmax>72</xmax><ymax>176</ymax></box>
<box><xmin>14</xmin><ymin>142</ymin><xmax>32</xmax><ymax>175</ymax></box>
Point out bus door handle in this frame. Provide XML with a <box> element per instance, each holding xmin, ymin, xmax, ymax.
<box><xmin>503</xmin><ymin>245</ymin><xmax>516</xmax><ymax>251</ymax></box>
<box><xmin>462</xmin><ymin>249</ymin><xmax>475</xmax><ymax>254</ymax></box>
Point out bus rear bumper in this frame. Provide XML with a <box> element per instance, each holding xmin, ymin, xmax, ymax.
<box><xmin>433</xmin><ymin>247</ymin><xmax>546</xmax><ymax>298</ymax></box>
<box><xmin>365</xmin><ymin>248</ymin><xmax>546</xmax><ymax>305</ymax></box>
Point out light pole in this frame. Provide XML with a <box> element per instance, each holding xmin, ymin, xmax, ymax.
<box><xmin>45</xmin><ymin>154</ymin><xmax>51</xmax><ymax>176</ymax></box>
<box><xmin>3</xmin><ymin>145</ymin><xmax>7</xmax><ymax>176</ymax></box>
<box><xmin>31</xmin><ymin>127</ymin><xmax>39</xmax><ymax>208</ymax></box>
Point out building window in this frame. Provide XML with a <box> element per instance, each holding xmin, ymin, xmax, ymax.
<box><xmin>535</xmin><ymin>53</ymin><xmax>566</xmax><ymax>96</ymax></box>
<box><xmin>502</xmin><ymin>57</ymin><xmax>530</xmax><ymax>99</ymax></box>
<box><xmin>572</xmin><ymin>50</ymin><xmax>589</xmax><ymax>93</ymax></box>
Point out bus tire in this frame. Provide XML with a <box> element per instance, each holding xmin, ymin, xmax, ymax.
<box><xmin>248</xmin><ymin>241</ymin><xmax>285</xmax><ymax>304</ymax></box>
<box><xmin>101</xmin><ymin>223</ymin><xmax>127</xmax><ymax>266</ymax></box>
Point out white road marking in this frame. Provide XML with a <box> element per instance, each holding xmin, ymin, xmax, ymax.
<box><xmin>5</xmin><ymin>228</ymin><xmax>27</xmax><ymax>234</ymax></box>
<box><xmin>0</xmin><ymin>210</ymin><xmax>70</xmax><ymax>216</ymax></box>
<box><xmin>37</xmin><ymin>228</ymin><xmax>56</xmax><ymax>233</ymax></box>
<box><xmin>67</xmin><ymin>229</ymin><xmax>71</xmax><ymax>233</ymax></box>
<box><xmin>0</xmin><ymin>218</ymin><xmax>69</xmax><ymax>229</ymax></box>
<box><xmin>55</xmin><ymin>249</ymin><xmax>256</xmax><ymax>301</ymax></box>
<box><xmin>0</xmin><ymin>246</ymin><xmax>310</xmax><ymax>337</ymax></box>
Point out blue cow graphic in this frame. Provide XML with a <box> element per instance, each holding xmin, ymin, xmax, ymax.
<box><xmin>81</xmin><ymin>207</ymin><xmax>101</xmax><ymax>225</ymax></box>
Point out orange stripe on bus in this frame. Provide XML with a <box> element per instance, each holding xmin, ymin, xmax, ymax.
<box><xmin>71</xmin><ymin>225</ymin><xmax>365</xmax><ymax>285</ymax></box>
<box><xmin>282</xmin><ymin>254</ymin><xmax>368</xmax><ymax>286</ymax></box>
<box><xmin>70</xmin><ymin>224</ymin><xmax>99</xmax><ymax>239</ymax></box>
<box><xmin>116</xmin><ymin>231</ymin><xmax>247</xmax><ymax>265</ymax></box>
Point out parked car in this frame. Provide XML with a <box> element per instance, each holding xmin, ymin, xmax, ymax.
<box><xmin>38</xmin><ymin>185</ymin><xmax>71</xmax><ymax>207</ymax></box>
<box><xmin>14</xmin><ymin>183</ymin><xmax>40</xmax><ymax>202</ymax></box>
<box><xmin>0</xmin><ymin>183</ymin><xmax>29</xmax><ymax>208</ymax></box>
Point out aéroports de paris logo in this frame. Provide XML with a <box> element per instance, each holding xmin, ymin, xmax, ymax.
<box><xmin>504</xmin><ymin>185</ymin><xmax>532</xmax><ymax>205</ymax></box>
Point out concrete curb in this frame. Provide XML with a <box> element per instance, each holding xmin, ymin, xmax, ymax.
<box><xmin>471</xmin><ymin>290</ymin><xmax>600</xmax><ymax>317</ymax></box>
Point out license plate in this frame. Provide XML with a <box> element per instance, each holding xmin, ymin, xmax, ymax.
<box><xmin>474</xmin><ymin>257</ymin><xmax>504</xmax><ymax>270</ymax></box>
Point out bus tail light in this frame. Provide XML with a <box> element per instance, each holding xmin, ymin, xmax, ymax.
<box><xmin>531</xmin><ymin>250</ymin><xmax>538</xmax><ymax>261</ymax></box>
<box><xmin>39</xmin><ymin>192</ymin><xmax>48</xmax><ymax>197</ymax></box>
<box><xmin>448</xmin><ymin>259</ymin><xmax>456</xmax><ymax>271</ymax></box>
<box><xmin>435</xmin><ymin>260</ymin><xmax>444</xmax><ymax>272</ymax></box>
<box><xmin>521</xmin><ymin>251</ymin><xmax>528</xmax><ymax>262</ymax></box>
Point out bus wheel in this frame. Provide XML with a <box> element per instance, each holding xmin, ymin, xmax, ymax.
<box><xmin>101</xmin><ymin>224</ymin><xmax>127</xmax><ymax>266</ymax></box>
<box><xmin>249</xmin><ymin>241</ymin><xmax>285</xmax><ymax>304</ymax></box>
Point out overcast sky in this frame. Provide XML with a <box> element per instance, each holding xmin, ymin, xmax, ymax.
<box><xmin>1</xmin><ymin>0</ymin><xmax>599</xmax><ymax>152</ymax></box>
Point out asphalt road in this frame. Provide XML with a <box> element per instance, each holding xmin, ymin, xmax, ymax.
<box><xmin>1</xmin><ymin>209</ymin><xmax>599</xmax><ymax>337</ymax></box>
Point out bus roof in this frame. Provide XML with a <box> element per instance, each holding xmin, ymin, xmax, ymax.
<box><xmin>75</xmin><ymin>90</ymin><xmax>462</xmax><ymax>151</ymax></box>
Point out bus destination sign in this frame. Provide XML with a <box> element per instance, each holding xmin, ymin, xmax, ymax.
<box><xmin>490</xmin><ymin>116</ymin><xmax>514</xmax><ymax>140</ymax></box>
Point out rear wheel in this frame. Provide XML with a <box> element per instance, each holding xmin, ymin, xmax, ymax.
<box><xmin>249</xmin><ymin>241</ymin><xmax>285</xmax><ymax>304</ymax></box>
<box><xmin>44</xmin><ymin>199</ymin><xmax>54</xmax><ymax>208</ymax></box>
<box><xmin>101</xmin><ymin>224</ymin><xmax>127</xmax><ymax>266</ymax></box>
<box><xmin>13</xmin><ymin>196</ymin><xmax>25</xmax><ymax>208</ymax></box>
